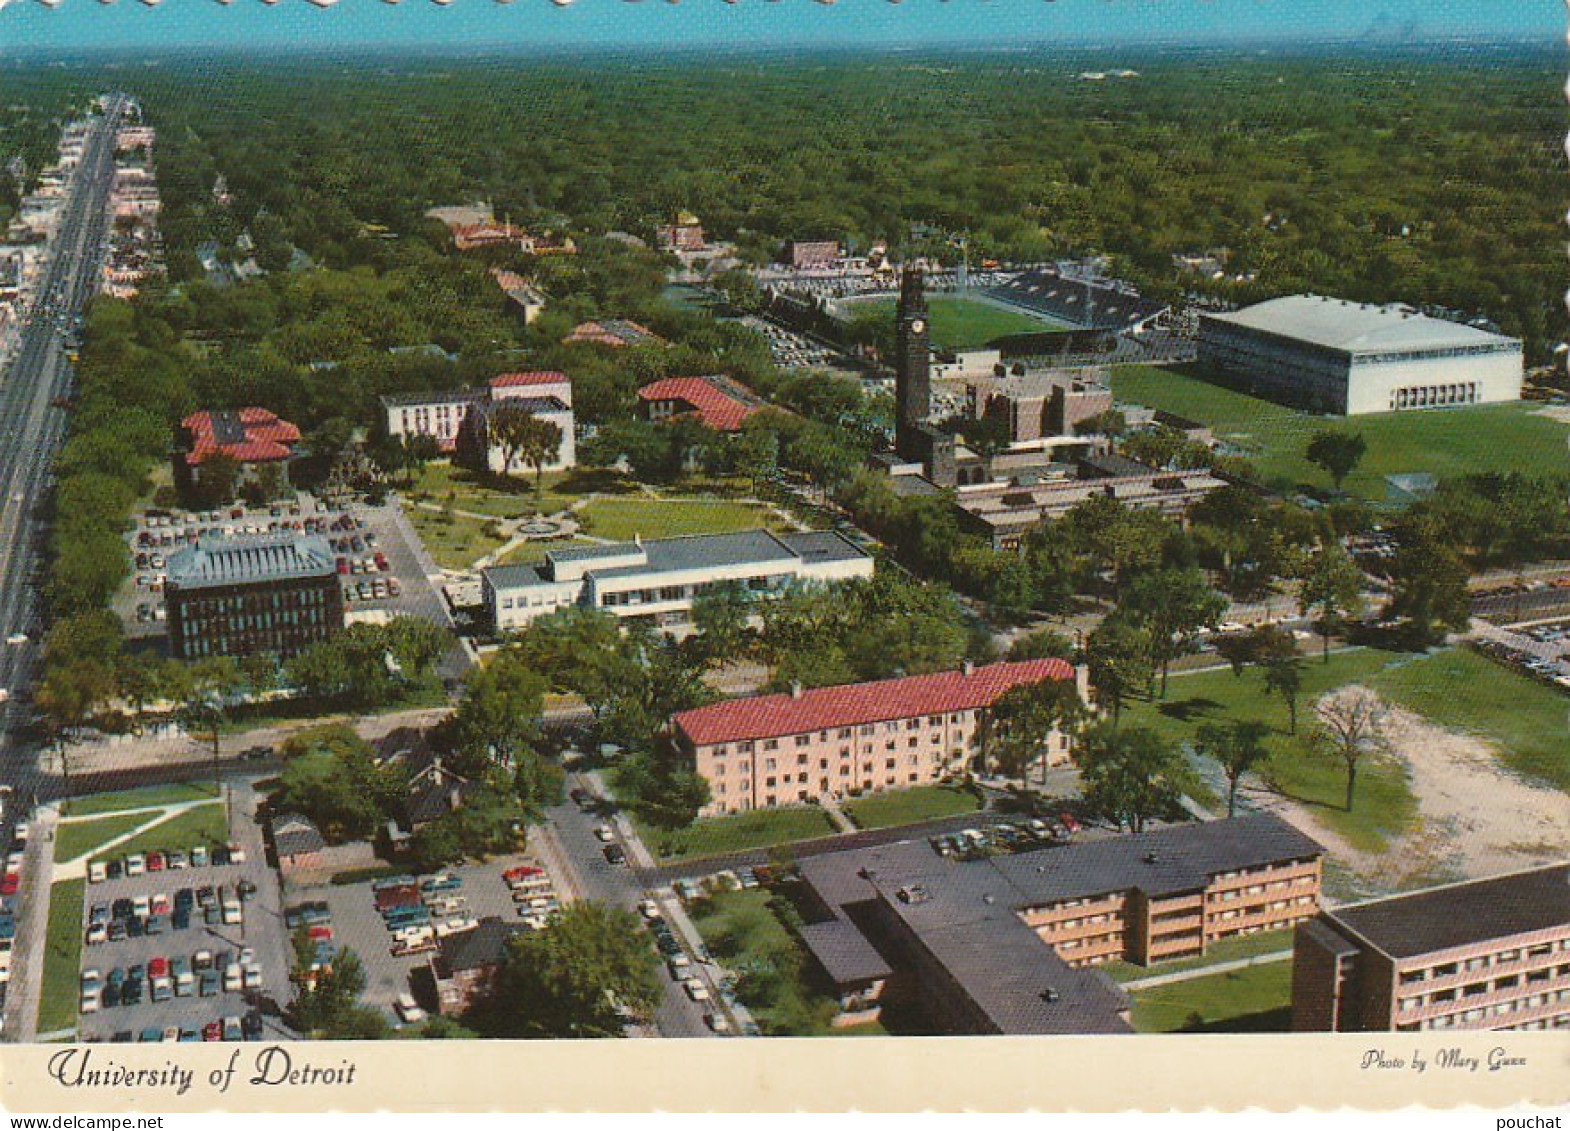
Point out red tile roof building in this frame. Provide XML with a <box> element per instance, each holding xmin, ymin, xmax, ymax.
<box><xmin>673</xmin><ymin>659</ymin><xmax>1087</xmax><ymax>815</ymax></box>
<box><xmin>563</xmin><ymin>319</ymin><xmax>663</xmax><ymax>349</ymax></box>
<box><xmin>448</xmin><ymin>221</ymin><xmax>527</xmax><ymax>252</ymax></box>
<box><xmin>637</xmin><ymin>375</ymin><xmax>771</xmax><ymax>433</ymax></box>
<box><xmin>175</xmin><ymin>408</ymin><xmax>301</xmax><ymax>496</ymax></box>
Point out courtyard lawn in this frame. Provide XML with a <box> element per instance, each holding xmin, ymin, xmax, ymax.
<box><xmin>1111</xmin><ymin>364</ymin><xmax>1570</xmax><ymax>500</ymax></box>
<box><xmin>1370</xmin><ymin>648</ymin><xmax>1570</xmax><ymax>794</ymax></box>
<box><xmin>638</xmin><ymin>806</ymin><xmax>837</xmax><ymax>863</ymax></box>
<box><xmin>96</xmin><ymin>803</ymin><xmax>230</xmax><ymax>862</ymax></box>
<box><xmin>411</xmin><ymin>462</ymin><xmax>629</xmax><ymax>519</ymax></box>
<box><xmin>850</xmin><ymin>296</ymin><xmax>1063</xmax><ymax>350</ymax></box>
<box><xmin>1121</xmin><ymin>647</ymin><xmax>1420</xmax><ymax>854</ymax></box>
<box><xmin>61</xmin><ymin>782</ymin><xmax>218</xmax><ymax>818</ymax></box>
<box><xmin>843</xmin><ymin>784</ymin><xmax>982</xmax><ymax>830</ymax></box>
<box><xmin>577</xmin><ymin>497</ymin><xmax>784</xmax><ymax>543</ymax></box>
<box><xmin>686</xmin><ymin>888</ymin><xmax>846</xmax><ymax>1036</ymax></box>
<box><xmin>38</xmin><ymin>878</ymin><xmax>86</xmax><ymax>1035</ymax></box>
<box><xmin>405</xmin><ymin>507</ymin><xmax>508</xmax><ymax>571</ymax></box>
<box><xmin>1099</xmin><ymin>928</ymin><xmax>1294</xmax><ymax>985</ymax></box>
<box><xmin>1127</xmin><ymin>960</ymin><xmax>1294</xmax><ymax>1033</ymax></box>
<box><xmin>54</xmin><ymin>813</ymin><xmax>159</xmax><ymax>865</ymax></box>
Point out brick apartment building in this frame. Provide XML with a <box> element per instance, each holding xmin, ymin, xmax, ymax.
<box><xmin>671</xmin><ymin>659</ymin><xmax>1089</xmax><ymax>816</ymax></box>
<box><xmin>796</xmin><ymin>814</ymin><xmax>1325</xmax><ymax>1033</ymax></box>
<box><xmin>164</xmin><ymin>533</ymin><xmax>343</xmax><ymax>661</ymax></box>
<box><xmin>1292</xmin><ymin>863</ymin><xmax>1570</xmax><ymax>1033</ymax></box>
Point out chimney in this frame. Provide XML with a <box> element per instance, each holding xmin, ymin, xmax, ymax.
<box><xmin>789</xmin><ymin>681</ymin><xmax>804</xmax><ymax>700</ymax></box>
<box><xmin>450</xmin><ymin>787</ymin><xmax>462</xmax><ymax>813</ymax></box>
<box><xmin>962</xmin><ymin>660</ymin><xmax>975</xmax><ymax>677</ymax></box>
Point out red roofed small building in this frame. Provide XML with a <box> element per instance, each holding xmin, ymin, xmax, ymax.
<box><xmin>637</xmin><ymin>375</ymin><xmax>770</xmax><ymax>434</ymax></box>
<box><xmin>449</xmin><ymin>221</ymin><xmax>527</xmax><ymax>252</ymax></box>
<box><xmin>563</xmin><ymin>319</ymin><xmax>663</xmax><ymax>349</ymax></box>
<box><xmin>673</xmin><ymin>659</ymin><xmax>1090</xmax><ymax>815</ymax></box>
<box><xmin>175</xmin><ymin>408</ymin><xmax>301</xmax><ymax>497</ymax></box>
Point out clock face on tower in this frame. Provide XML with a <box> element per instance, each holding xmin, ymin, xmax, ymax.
<box><xmin>910</xmin><ymin>319</ymin><xmax>926</xmax><ymax>334</ymax></box>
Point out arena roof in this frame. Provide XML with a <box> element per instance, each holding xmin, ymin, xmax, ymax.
<box><xmin>1204</xmin><ymin>295</ymin><xmax>1521</xmax><ymax>355</ymax></box>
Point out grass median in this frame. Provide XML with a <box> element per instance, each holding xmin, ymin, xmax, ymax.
<box><xmin>635</xmin><ymin>806</ymin><xmax>837</xmax><ymax>864</ymax></box>
<box><xmin>843</xmin><ymin>784</ymin><xmax>982</xmax><ymax>831</ymax></box>
<box><xmin>1127</xmin><ymin>960</ymin><xmax>1294</xmax><ymax>1033</ymax></box>
<box><xmin>38</xmin><ymin>878</ymin><xmax>86</xmax><ymax>1035</ymax></box>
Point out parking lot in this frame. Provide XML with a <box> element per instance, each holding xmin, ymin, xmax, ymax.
<box><xmin>1472</xmin><ymin>621</ymin><xmax>1570</xmax><ymax>691</ymax></box>
<box><xmin>74</xmin><ymin>790</ymin><xmax>295</xmax><ymax>1043</ymax></box>
<box><xmin>113</xmin><ymin>494</ymin><xmax>457</xmax><ymax>663</ymax></box>
<box><xmin>296</xmin><ymin>851</ymin><xmax>566</xmax><ymax>1023</ymax></box>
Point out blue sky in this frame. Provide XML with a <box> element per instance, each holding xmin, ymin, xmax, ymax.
<box><xmin>0</xmin><ymin>0</ymin><xmax>1558</xmax><ymax>55</ymax></box>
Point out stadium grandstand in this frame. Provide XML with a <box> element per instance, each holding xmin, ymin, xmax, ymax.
<box><xmin>986</xmin><ymin>265</ymin><xmax>1169</xmax><ymax>333</ymax></box>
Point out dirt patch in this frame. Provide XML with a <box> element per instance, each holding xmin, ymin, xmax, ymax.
<box><xmin>1258</xmin><ymin>688</ymin><xmax>1570</xmax><ymax>899</ymax></box>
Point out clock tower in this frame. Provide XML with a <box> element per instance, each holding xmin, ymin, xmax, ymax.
<box><xmin>894</xmin><ymin>266</ymin><xmax>931</xmax><ymax>462</ymax></box>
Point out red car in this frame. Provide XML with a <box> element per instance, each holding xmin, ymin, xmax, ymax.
<box><xmin>308</xmin><ymin>925</ymin><xmax>334</xmax><ymax>941</ymax></box>
<box><xmin>373</xmin><ymin>885</ymin><xmax>420</xmax><ymax>912</ymax></box>
<box><xmin>0</xmin><ymin>873</ymin><xmax>19</xmax><ymax>896</ymax></box>
<box><xmin>502</xmin><ymin>866</ymin><xmax>543</xmax><ymax>884</ymax></box>
<box><xmin>148</xmin><ymin>957</ymin><xmax>169</xmax><ymax>979</ymax></box>
<box><xmin>1058</xmin><ymin>813</ymin><xmax>1082</xmax><ymax>835</ymax></box>
<box><xmin>146</xmin><ymin>851</ymin><xmax>164</xmax><ymax>872</ymax></box>
<box><xmin>203</xmin><ymin>1021</ymin><xmax>222</xmax><ymax>1042</ymax></box>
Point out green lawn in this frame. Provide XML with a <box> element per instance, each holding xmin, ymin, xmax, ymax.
<box><xmin>1128</xmin><ymin>960</ymin><xmax>1294</xmax><ymax>1033</ymax></box>
<box><xmin>411</xmin><ymin>462</ymin><xmax>628</xmax><ymax>519</ymax></box>
<box><xmin>1371</xmin><ymin>649</ymin><xmax>1570</xmax><ymax>794</ymax></box>
<box><xmin>843</xmin><ymin>784</ymin><xmax>982</xmax><ymax>830</ymax></box>
<box><xmin>686</xmin><ymin>888</ymin><xmax>847</xmax><ymax>1036</ymax></box>
<box><xmin>1123</xmin><ymin>648</ymin><xmax>1420</xmax><ymax>853</ymax></box>
<box><xmin>61</xmin><ymin>782</ymin><xmax>219</xmax><ymax>818</ymax></box>
<box><xmin>93</xmin><ymin>803</ymin><xmax>230</xmax><ymax>862</ymax></box>
<box><xmin>638</xmin><ymin>806</ymin><xmax>837</xmax><ymax>863</ymax></box>
<box><xmin>54</xmin><ymin>813</ymin><xmax>159</xmax><ymax>865</ymax></box>
<box><xmin>405</xmin><ymin>507</ymin><xmax>509</xmax><ymax>570</ymax></box>
<box><xmin>1100</xmin><ymin>928</ymin><xmax>1294</xmax><ymax>984</ymax></box>
<box><xmin>851</xmin><ymin>296</ymin><xmax>1065</xmax><ymax>350</ymax></box>
<box><xmin>38</xmin><ymin>878</ymin><xmax>85</xmax><ymax>1035</ymax></box>
<box><xmin>1111</xmin><ymin>364</ymin><xmax>1570</xmax><ymax>500</ymax></box>
<box><xmin>577</xmin><ymin>497</ymin><xmax>783</xmax><ymax>543</ymax></box>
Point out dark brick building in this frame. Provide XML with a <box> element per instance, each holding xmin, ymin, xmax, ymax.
<box><xmin>164</xmin><ymin>534</ymin><xmax>343</xmax><ymax>661</ymax></box>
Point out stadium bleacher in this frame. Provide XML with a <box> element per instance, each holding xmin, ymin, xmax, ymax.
<box><xmin>986</xmin><ymin>266</ymin><xmax>1169</xmax><ymax>333</ymax></box>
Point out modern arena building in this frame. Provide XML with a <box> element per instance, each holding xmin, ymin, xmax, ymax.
<box><xmin>1197</xmin><ymin>295</ymin><xmax>1523</xmax><ymax>416</ymax></box>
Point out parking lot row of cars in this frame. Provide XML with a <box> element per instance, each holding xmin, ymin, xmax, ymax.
<box><xmin>95</xmin><ymin>1013</ymin><xmax>266</xmax><ymax>1044</ymax></box>
<box><xmin>372</xmin><ymin>873</ymin><xmax>481</xmax><ymax>956</ymax></box>
<box><xmin>85</xmin><ymin>880</ymin><xmax>252</xmax><ymax>946</ymax></box>
<box><xmin>0</xmin><ymin>823</ymin><xmax>31</xmax><ymax>1023</ymax></box>
<box><xmin>640</xmin><ymin>900</ymin><xmax>744</xmax><ymax>1036</ymax></box>
<box><xmin>80</xmin><ymin>942</ymin><xmax>262</xmax><ymax>1014</ymax></box>
<box><xmin>87</xmin><ymin>842</ymin><xmax>247</xmax><ymax>885</ymax></box>
<box><xmin>502</xmin><ymin>863</ymin><xmax>561</xmax><ymax>929</ymax></box>
<box><xmin>930</xmin><ymin>814</ymin><xmax>1081</xmax><ymax>860</ymax></box>
<box><xmin>1474</xmin><ymin>637</ymin><xmax>1570</xmax><ymax>692</ymax></box>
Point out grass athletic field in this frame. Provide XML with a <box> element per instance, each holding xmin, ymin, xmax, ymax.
<box><xmin>1111</xmin><ymin>364</ymin><xmax>1570</xmax><ymax>500</ymax></box>
<box><xmin>849</xmin><ymin>295</ymin><xmax>1065</xmax><ymax>349</ymax></box>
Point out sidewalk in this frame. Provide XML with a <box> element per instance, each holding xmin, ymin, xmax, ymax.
<box><xmin>1116</xmin><ymin>949</ymin><xmax>1293</xmax><ymax>991</ymax></box>
<box><xmin>5</xmin><ymin>805</ymin><xmax>59</xmax><ymax>1043</ymax></box>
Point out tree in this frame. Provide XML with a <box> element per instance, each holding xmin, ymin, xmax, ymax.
<box><xmin>480</xmin><ymin>903</ymin><xmax>662</xmax><ymax>1037</ymax></box>
<box><xmin>439</xmin><ymin>651</ymin><xmax>547</xmax><ymax>776</ymax></box>
<box><xmin>1385</xmin><ymin>513</ymin><xmax>1472</xmax><ymax>645</ymax></box>
<box><xmin>1006</xmin><ymin>628</ymin><xmax>1078</xmax><ymax>662</ymax></box>
<box><xmin>1121</xmin><ymin>567</ymin><xmax>1226</xmax><ymax>697</ymax></box>
<box><xmin>289</xmin><ymin>935</ymin><xmax>383</xmax><ymax>1038</ymax></box>
<box><xmin>1084</xmin><ymin>617</ymin><xmax>1153</xmax><ymax>724</ymax></box>
<box><xmin>730</xmin><ymin>422</ymin><xmax>779</xmax><ymax>493</ymax></box>
<box><xmin>1262</xmin><ymin>651</ymin><xmax>1305</xmax><ymax>735</ymax></box>
<box><xmin>1194</xmin><ymin>720</ymin><xmax>1271</xmax><ymax>818</ymax></box>
<box><xmin>1076</xmin><ymin>722</ymin><xmax>1187</xmax><ymax>833</ymax></box>
<box><xmin>272</xmin><ymin>726</ymin><xmax>393</xmax><ymax>842</ymax></box>
<box><xmin>1311</xmin><ymin>687</ymin><xmax>1391</xmax><ymax>811</ymax></box>
<box><xmin>1305</xmin><ymin>431</ymin><xmax>1367</xmax><ymax>493</ymax></box>
<box><xmin>513</xmin><ymin>608</ymin><xmax>641</xmax><ymax>719</ymax></box>
<box><xmin>488</xmin><ymin>404</ymin><xmax>563</xmax><ymax>492</ymax></box>
<box><xmin>1298</xmin><ymin>540</ymin><xmax>1366</xmax><ymax>660</ymax></box>
<box><xmin>980</xmin><ymin>677</ymin><xmax>1087</xmax><ymax>782</ymax></box>
<box><xmin>688</xmin><ymin>580</ymin><xmax>755</xmax><ymax>669</ymax></box>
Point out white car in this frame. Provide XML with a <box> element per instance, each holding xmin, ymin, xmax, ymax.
<box><xmin>223</xmin><ymin>964</ymin><xmax>243</xmax><ymax>992</ymax></box>
<box><xmin>394</xmin><ymin>993</ymin><xmax>427</xmax><ymax>1024</ymax></box>
<box><xmin>86</xmin><ymin>861</ymin><xmax>106</xmax><ymax>884</ymax></box>
<box><xmin>594</xmin><ymin>826</ymin><xmax>615</xmax><ymax>843</ymax></box>
<box><xmin>0</xmin><ymin>689</ymin><xmax>8</xmax><ymax>704</ymax></box>
<box><xmin>124</xmin><ymin>854</ymin><xmax>146</xmax><ymax>877</ymax></box>
<box><xmin>682</xmin><ymin>976</ymin><xmax>710</xmax><ymax>1002</ymax></box>
<box><xmin>705</xmin><ymin>1012</ymin><xmax>731</xmax><ymax>1033</ymax></box>
<box><xmin>5</xmin><ymin>633</ymin><xmax>27</xmax><ymax>646</ymax></box>
<box><xmin>639</xmin><ymin>899</ymin><xmax>661</xmax><ymax>920</ymax></box>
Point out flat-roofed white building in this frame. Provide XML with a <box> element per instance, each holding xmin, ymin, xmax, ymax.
<box><xmin>482</xmin><ymin>529</ymin><xmax>874</xmax><ymax>633</ymax></box>
<box><xmin>1198</xmin><ymin>295</ymin><xmax>1523</xmax><ymax>416</ymax></box>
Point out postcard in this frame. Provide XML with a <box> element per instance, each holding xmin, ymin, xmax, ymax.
<box><xmin>0</xmin><ymin>0</ymin><xmax>1564</xmax><ymax>1113</ymax></box>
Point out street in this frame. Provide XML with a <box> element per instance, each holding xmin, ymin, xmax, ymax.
<box><xmin>0</xmin><ymin>96</ymin><xmax>123</xmax><ymax>826</ymax></box>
